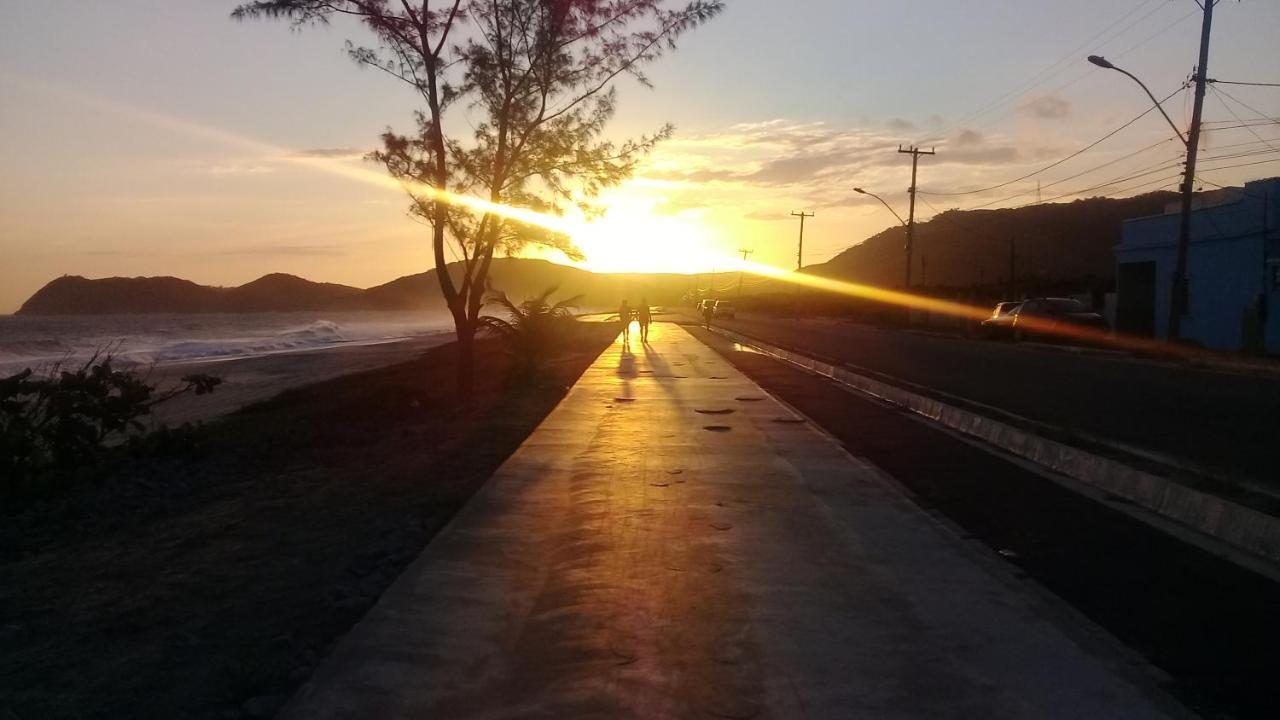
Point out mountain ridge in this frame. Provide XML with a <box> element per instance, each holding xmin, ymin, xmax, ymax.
<box><xmin>15</xmin><ymin>260</ymin><xmax>698</xmax><ymax>315</ymax></box>
<box><xmin>16</xmin><ymin>188</ymin><xmax>1206</xmax><ymax>315</ymax></box>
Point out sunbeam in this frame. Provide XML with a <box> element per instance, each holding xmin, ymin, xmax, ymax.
<box><xmin>0</xmin><ymin>69</ymin><xmax>578</xmax><ymax>236</ymax></box>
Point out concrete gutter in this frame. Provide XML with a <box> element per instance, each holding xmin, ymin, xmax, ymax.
<box><xmin>711</xmin><ymin>327</ymin><xmax>1280</xmax><ymax>566</ymax></box>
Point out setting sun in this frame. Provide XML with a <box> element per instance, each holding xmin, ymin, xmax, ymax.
<box><xmin>559</xmin><ymin>188</ymin><xmax>726</xmax><ymax>275</ymax></box>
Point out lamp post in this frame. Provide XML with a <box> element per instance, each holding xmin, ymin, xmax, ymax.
<box><xmin>1087</xmin><ymin>56</ymin><xmax>1187</xmax><ymax>145</ymax></box>
<box><xmin>856</xmin><ymin>186</ymin><xmax>915</xmax><ymax>324</ymax></box>
<box><xmin>854</xmin><ymin>187</ymin><xmax>907</xmax><ymax>227</ymax></box>
<box><xmin>854</xmin><ymin>186</ymin><xmax>914</xmax><ymax>281</ymax></box>
<box><xmin>1087</xmin><ymin>0</ymin><xmax>1213</xmax><ymax>343</ymax></box>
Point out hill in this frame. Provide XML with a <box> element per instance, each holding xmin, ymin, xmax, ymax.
<box><xmin>17</xmin><ymin>274</ymin><xmax>365</xmax><ymax>315</ymax></box>
<box><xmin>15</xmin><ymin>260</ymin><xmax>698</xmax><ymax>315</ymax></box>
<box><xmin>807</xmin><ymin>190</ymin><xmax>1182</xmax><ymax>289</ymax></box>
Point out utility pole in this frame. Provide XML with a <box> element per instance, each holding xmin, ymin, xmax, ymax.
<box><xmin>737</xmin><ymin>248</ymin><xmax>753</xmax><ymax>296</ymax></box>
<box><xmin>899</xmin><ymin>145</ymin><xmax>935</xmax><ymax>288</ymax></box>
<box><xmin>790</xmin><ymin>210</ymin><xmax>814</xmax><ymax>270</ymax></box>
<box><xmin>1168</xmin><ymin>0</ymin><xmax>1215</xmax><ymax>343</ymax></box>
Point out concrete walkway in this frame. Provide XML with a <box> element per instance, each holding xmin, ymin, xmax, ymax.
<box><xmin>283</xmin><ymin>322</ymin><xmax>1183</xmax><ymax>719</ymax></box>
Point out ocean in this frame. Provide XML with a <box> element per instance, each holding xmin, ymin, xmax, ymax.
<box><xmin>0</xmin><ymin>311</ymin><xmax>457</xmax><ymax>376</ymax></box>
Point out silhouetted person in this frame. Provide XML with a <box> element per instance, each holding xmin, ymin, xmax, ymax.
<box><xmin>637</xmin><ymin>297</ymin><xmax>652</xmax><ymax>342</ymax></box>
<box><xmin>703</xmin><ymin>300</ymin><xmax>714</xmax><ymax>329</ymax></box>
<box><xmin>618</xmin><ymin>300</ymin><xmax>633</xmax><ymax>344</ymax></box>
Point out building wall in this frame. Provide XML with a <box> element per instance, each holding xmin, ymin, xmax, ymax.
<box><xmin>1118</xmin><ymin>178</ymin><xmax>1280</xmax><ymax>352</ymax></box>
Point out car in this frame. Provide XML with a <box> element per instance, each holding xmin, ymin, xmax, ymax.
<box><xmin>713</xmin><ymin>300</ymin><xmax>736</xmax><ymax>319</ymax></box>
<box><xmin>1011</xmin><ymin>297</ymin><xmax>1108</xmax><ymax>343</ymax></box>
<box><xmin>979</xmin><ymin>301</ymin><xmax>1022</xmax><ymax>339</ymax></box>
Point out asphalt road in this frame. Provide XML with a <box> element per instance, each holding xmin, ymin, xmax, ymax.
<box><xmin>712</xmin><ymin>315</ymin><xmax>1280</xmax><ymax>491</ymax></box>
<box><xmin>690</xmin><ymin>325</ymin><xmax>1280</xmax><ymax>720</ymax></box>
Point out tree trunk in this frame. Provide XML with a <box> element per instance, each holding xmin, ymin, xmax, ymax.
<box><xmin>455</xmin><ymin>317</ymin><xmax>476</xmax><ymax>403</ymax></box>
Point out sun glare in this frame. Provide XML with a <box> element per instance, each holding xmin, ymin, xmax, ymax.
<box><xmin>566</xmin><ymin>192</ymin><xmax>721</xmax><ymax>275</ymax></box>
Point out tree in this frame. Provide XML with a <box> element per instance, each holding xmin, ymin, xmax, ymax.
<box><xmin>233</xmin><ymin>0</ymin><xmax>722</xmax><ymax>398</ymax></box>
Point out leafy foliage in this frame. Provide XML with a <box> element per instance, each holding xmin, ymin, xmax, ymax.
<box><xmin>479</xmin><ymin>285</ymin><xmax>583</xmax><ymax>378</ymax></box>
<box><xmin>234</xmin><ymin>0</ymin><xmax>722</xmax><ymax>396</ymax></box>
<box><xmin>0</xmin><ymin>357</ymin><xmax>220</xmax><ymax>498</ymax></box>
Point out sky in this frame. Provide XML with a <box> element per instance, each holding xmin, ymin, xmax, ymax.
<box><xmin>2</xmin><ymin>0</ymin><xmax>1279</xmax><ymax>312</ymax></box>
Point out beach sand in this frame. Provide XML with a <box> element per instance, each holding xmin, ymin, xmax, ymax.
<box><xmin>148</xmin><ymin>335</ymin><xmax>453</xmax><ymax>426</ymax></box>
<box><xmin>1</xmin><ymin>327</ymin><xmax>615</xmax><ymax>720</ymax></box>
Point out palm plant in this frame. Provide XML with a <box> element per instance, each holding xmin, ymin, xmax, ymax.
<box><xmin>479</xmin><ymin>286</ymin><xmax>583</xmax><ymax>378</ymax></box>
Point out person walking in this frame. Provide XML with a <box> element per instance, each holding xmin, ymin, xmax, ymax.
<box><xmin>618</xmin><ymin>300</ymin><xmax>633</xmax><ymax>344</ymax></box>
<box><xmin>637</xmin><ymin>297</ymin><xmax>652</xmax><ymax>343</ymax></box>
<box><xmin>702</xmin><ymin>299</ymin><xmax>714</xmax><ymax>329</ymax></box>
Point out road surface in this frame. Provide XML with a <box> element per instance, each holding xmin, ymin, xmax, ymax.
<box><xmin>712</xmin><ymin>315</ymin><xmax>1280</xmax><ymax>491</ymax></box>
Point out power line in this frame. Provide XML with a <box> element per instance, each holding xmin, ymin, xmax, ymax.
<box><xmin>1196</xmin><ymin>156</ymin><xmax>1280</xmax><ymax>174</ymax></box>
<box><xmin>929</xmin><ymin>0</ymin><xmax>1165</xmax><ymax>139</ymax></box>
<box><xmin>965</xmin><ymin>137</ymin><xmax>1181</xmax><ymax>210</ymax></box>
<box><xmin>1209</xmin><ymin>79</ymin><xmax>1280</xmax><ymax>89</ymax></box>
<box><xmin>1210</xmin><ymin>84</ymin><xmax>1280</xmax><ymax>126</ymax></box>
<box><xmin>1200</xmin><ymin>136</ymin><xmax>1280</xmax><ymax>153</ymax></box>
<box><xmin>955</xmin><ymin>4</ymin><xmax>1200</xmax><ymax>140</ymax></box>
<box><xmin>1026</xmin><ymin>162</ymin><xmax>1185</xmax><ymax>207</ymax></box>
<box><xmin>1199</xmin><ymin>147</ymin><xmax>1280</xmax><ymax>163</ymax></box>
<box><xmin>920</xmin><ymin>85</ymin><xmax>1186</xmax><ymax>197</ymax></box>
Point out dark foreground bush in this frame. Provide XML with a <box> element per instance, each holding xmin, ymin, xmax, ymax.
<box><xmin>0</xmin><ymin>357</ymin><xmax>220</xmax><ymax>499</ymax></box>
<box><xmin>480</xmin><ymin>286</ymin><xmax>584</xmax><ymax>380</ymax></box>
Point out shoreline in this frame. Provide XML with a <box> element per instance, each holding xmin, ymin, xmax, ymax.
<box><xmin>148</xmin><ymin>334</ymin><xmax>454</xmax><ymax>426</ymax></box>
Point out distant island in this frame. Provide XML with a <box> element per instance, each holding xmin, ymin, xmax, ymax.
<box><xmin>17</xmin><ymin>189</ymin><xmax>1186</xmax><ymax>315</ymax></box>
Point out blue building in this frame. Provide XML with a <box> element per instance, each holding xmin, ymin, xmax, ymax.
<box><xmin>1116</xmin><ymin>177</ymin><xmax>1280</xmax><ymax>352</ymax></box>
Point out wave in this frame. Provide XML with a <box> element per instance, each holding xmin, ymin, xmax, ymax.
<box><xmin>0</xmin><ymin>313</ymin><xmax>455</xmax><ymax>375</ymax></box>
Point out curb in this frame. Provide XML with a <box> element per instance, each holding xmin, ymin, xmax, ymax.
<box><xmin>712</xmin><ymin>327</ymin><xmax>1280</xmax><ymax>566</ymax></box>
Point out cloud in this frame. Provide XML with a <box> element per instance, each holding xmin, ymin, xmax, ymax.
<box><xmin>744</xmin><ymin>151</ymin><xmax>860</xmax><ymax>185</ymax></box>
<box><xmin>653</xmin><ymin>195</ymin><xmax>709</xmax><ymax>215</ymax></box>
<box><xmin>938</xmin><ymin>146</ymin><xmax>1021</xmax><ymax>165</ymax></box>
<box><xmin>820</xmin><ymin>194</ymin><xmax>879</xmax><ymax>209</ymax></box>
<box><xmin>954</xmin><ymin>128</ymin><xmax>984</xmax><ymax>146</ymax></box>
<box><xmin>635</xmin><ymin>117</ymin><xmax>1065</xmax><ymax>221</ymax></box>
<box><xmin>1020</xmin><ymin>95</ymin><xmax>1071</xmax><ymax>120</ymax></box>
<box><xmin>208</xmin><ymin>163</ymin><xmax>274</xmax><ymax>175</ymax></box>
<box><xmin>219</xmin><ymin>244</ymin><xmax>346</xmax><ymax>256</ymax></box>
<box><xmin>285</xmin><ymin>147</ymin><xmax>368</xmax><ymax>160</ymax></box>
<box><xmin>649</xmin><ymin>167</ymin><xmax>744</xmax><ymax>183</ymax></box>
<box><xmin>887</xmin><ymin>117</ymin><xmax>916</xmax><ymax>132</ymax></box>
<box><xmin>744</xmin><ymin>210</ymin><xmax>790</xmax><ymax>221</ymax></box>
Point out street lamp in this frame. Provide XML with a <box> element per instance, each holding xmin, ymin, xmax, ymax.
<box><xmin>1087</xmin><ymin>56</ymin><xmax>1187</xmax><ymax>146</ymax></box>
<box><xmin>853</xmin><ymin>187</ymin><xmax>907</xmax><ymax>227</ymax></box>
<box><xmin>855</xmin><ymin>187</ymin><xmax>916</xmax><ymax>325</ymax></box>
<box><xmin>1089</xmin><ymin>53</ymin><xmax>1203</xmax><ymax>344</ymax></box>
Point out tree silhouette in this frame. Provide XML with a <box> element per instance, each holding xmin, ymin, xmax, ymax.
<box><xmin>233</xmin><ymin>0</ymin><xmax>721</xmax><ymax>397</ymax></box>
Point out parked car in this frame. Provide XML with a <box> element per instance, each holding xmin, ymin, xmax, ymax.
<box><xmin>713</xmin><ymin>300</ymin><xmax>736</xmax><ymax>319</ymax></box>
<box><xmin>1011</xmin><ymin>297</ymin><xmax>1108</xmax><ymax>343</ymax></box>
<box><xmin>979</xmin><ymin>301</ymin><xmax>1022</xmax><ymax>339</ymax></box>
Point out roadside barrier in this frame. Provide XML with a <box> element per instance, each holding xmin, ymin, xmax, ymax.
<box><xmin>712</xmin><ymin>327</ymin><xmax>1280</xmax><ymax>566</ymax></box>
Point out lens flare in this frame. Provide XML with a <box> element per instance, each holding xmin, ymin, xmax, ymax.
<box><xmin>719</xmin><ymin>256</ymin><xmax>1179</xmax><ymax>356</ymax></box>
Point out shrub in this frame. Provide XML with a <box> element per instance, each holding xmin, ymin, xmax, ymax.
<box><xmin>0</xmin><ymin>356</ymin><xmax>220</xmax><ymax>498</ymax></box>
<box><xmin>479</xmin><ymin>286</ymin><xmax>583</xmax><ymax>379</ymax></box>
